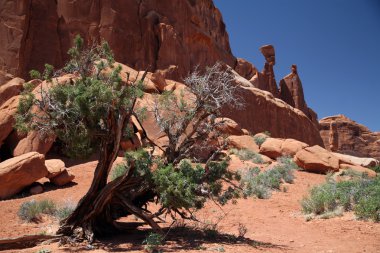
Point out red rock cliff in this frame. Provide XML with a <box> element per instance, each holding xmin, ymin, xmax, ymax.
<box><xmin>319</xmin><ymin>115</ymin><xmax>380</xmax><ymax>160</ymax></box>
<box><xmin>0</xmin><ymin>0</ymin><xmax>236</xmax><ymax>80</ymax></box>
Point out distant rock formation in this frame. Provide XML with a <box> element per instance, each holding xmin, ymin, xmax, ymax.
<box><xmin>319</xmin><ymin>115</ymin><xmax>380</xmax><ymax>160</ymax></box>
<box><xmin>249</xmin><ymin>45</ymin><xmax>279</xmax><ymax>97</ymax></box>
<box><xmin>279</xmin><ymin>64</ymin><xmax>319</xmax><ymax>126</ymax></box>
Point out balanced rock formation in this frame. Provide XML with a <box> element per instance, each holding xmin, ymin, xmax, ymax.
<box><xmin>0</xmin><ymin>0</ymin><xmax>236</xmax><ymax>81</ymax></box>
<box><xmin>319</xmin><ymin>115</ymin><xmax>380</xmax><ymax>160</ymax></box>
<box><xmin>0</xmin><ymin>152</ymin><xmax>48</xmax><ymax>199</ymax></box>
<box><xmin>249</xmin><ymin>45</ymin><xmax>279</xmax><ymax>97</ymax></box>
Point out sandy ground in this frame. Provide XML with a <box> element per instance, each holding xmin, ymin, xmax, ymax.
<box><xmin>0</xmin><ymin>157</ymin><xmax>380</xmax><ymax>253</ymax></box>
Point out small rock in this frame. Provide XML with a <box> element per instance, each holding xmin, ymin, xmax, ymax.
<box><xmin>50</xmin><ymin>170</ymin><xmax>75</xmax><ymax>186</ymax></box>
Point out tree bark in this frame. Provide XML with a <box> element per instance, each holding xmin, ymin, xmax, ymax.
<box><xmin>57</xmin><ymin>111</ymin><xmax>129</xmax><ymax>240</ymax></box>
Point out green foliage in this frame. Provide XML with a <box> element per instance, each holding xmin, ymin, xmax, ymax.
<box><xmin>301</xmin><ymin>176</ymin><xmax>380</xmax><ymax>221</ymax></box>
<box><xmin>369</xmin><ymin>165</ymin><xmax>380</xmax><ymax>173</ymax></box>
<box><xmin>354</xmin><ymin>177</ymin><xmax>380</xmax><ymax>221</ymax></box>
<box><xmin>16</xmin><ymin>35</ymin><xmax>145</xmax><ymax>158</ymax></box>
<box><xmin>110</xmin><ymin>164</ymin><xmax>128</xmax><ymax>181</ymax></box>
<box><xmin>152</xmin><ymin>161</ymin><xmax>206</xmax><ymax>210</ymax></box>
<box><xmin>240</xmin><ymin>157</ymin><xmax>297</xmax><ymax>199</ymax></box>
<box><xmin>253</xmin><ymin>135</ymin><xmax>267</xmax><ymax>147</ymax></box>
<box><xmin>18</xmin><ymin>199</ymin><xmax>56</xmax><ymax>222</ymax></box>
<box><xmin>229</xmin><ymin>148</ymin><xmax>264</xmax><ymax>164</ymax></box>
<box><xmin>143</xmin><ymin>232</ymin><xmax>164</xmax><ymax>253</ymax></box>
<box><xmin>55</xmin><ymin>201</ymin><xmax>76</xmax><ymax>221</ymax></box>
<box><xmin>36</xmin><ymin>249</ymin><xmax>52</xmax><ymax>253</ymax></box>
<box><xmin>263</xmin><ymin>131</ymin><xmax>271</xmax><ymax>137</ymax></box>
<box><xmin>29</xmin><ymin>69</ymin><xmax>41</xmax><ymax>79</ymax></box>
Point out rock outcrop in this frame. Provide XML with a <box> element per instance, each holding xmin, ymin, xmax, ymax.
<box><xmin>0</xmin><ymin>0</ymin><xmax>235</xmax><ymax>81</ymax></box>
<box><xmin>279</xmin><ymin>65</ymin><xmax>318</xmax><ymax>126</ymax></box>
<box><xmin>0</xmin><ymin>152</ymin><xmax>48</xmax><ymax>199</ymax></box>
<box><xmin>249</xmin><ymin>45</ymin><xmax>279</xmax><ymax>97</ymax></box>
<box><xmin>319</xmin><ymin>115</ymin><xmax>380</xmax><ymax>160</ymax></box>
<box><xmin>222</xmin><ymin>85</ymin><xmax>324</xmax><ymax>146</ymax></box>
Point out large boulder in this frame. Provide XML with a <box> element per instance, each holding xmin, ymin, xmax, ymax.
<box><xmin>259</xmin><ymin>138</ymin><xmax>284</xmax><ymax>159</ymax></box>
<box><xmin>215</xmin><ymin>117</ymin><xmax>244</xmax><ymax>136</ymax></box>
<box><xmin>227</xmin><ymin>135</ymin><xmax>260</xmax><ymax>153</ymax></box>
<box><xmin>320</xmin><ymin>115</ymin><xmax>380</xmax><ymax>160</ymax></box>
<box><xmin>259</xmin><ymin>138</ymin><xmax>309</xmax><ymax>159</ymax></box>
<box><xmin>13</xmin><ymin>131</ymin><xmax>55</xmax><ymax>156</ymax></box>
<box><xmin>0</xmin><ymin>77</ymin><xmax>24</xmax><ymax>107</ymax></box>
<box><xmin>294</xmin><ymin>145</ymin><xmax>340</xmax><ymax>174</ymax></box>
<box><xmin>0</xmin><ymin>95</ymin><xmax>19</xmax><ymax>148</ymax></box>
<box><xmin>281</xmin><ymin>139</ymin><xmax>309</xmax><ymax>157</ymax></box>
<box><xmin>333</xmin><ymin>152</ymin><xmax>379</xmax><ymax>168</ymax></box>
<box><xmin>0</xmin><ymin>152</ymin><xmax>48</xmax><ymax>199</ymax></box>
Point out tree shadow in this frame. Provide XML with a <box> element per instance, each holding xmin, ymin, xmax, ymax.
<box><xmin>90</xmin><ymin>224</ymin><xmax>287</xmax><ymax>252</ymax></box>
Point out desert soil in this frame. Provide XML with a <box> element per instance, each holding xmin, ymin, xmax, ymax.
<box><xmin>0</xmin><ymin>157</ymin><xmax>379</xmax><ymax>253</ymax></box>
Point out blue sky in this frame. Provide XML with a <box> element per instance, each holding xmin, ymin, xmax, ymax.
<box><xmin>214</xmin><ymin>0</ymin><xmax>380</xmax><ymax>131</ymax></box>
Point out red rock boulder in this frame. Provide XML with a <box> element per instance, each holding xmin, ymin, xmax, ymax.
<box><xmin>294</xmin><ymin>145</ymin><xmax>340</xmax><ymax>174</ymax></box>
<box><xmin>0</xmin><ymin>152</ymin><xmax>48</xmax><ymax>199</ymax></box>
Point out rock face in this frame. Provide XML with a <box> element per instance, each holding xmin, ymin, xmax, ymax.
<box><xmin>222</xmin><ymin>85</ymin><xmax>324</xmax><ymax>146</ymax></box>
<box><xmin>319</xmin><ymin>115</ymin><xmax>380</xmax><ymax>160</ymax></box>
<box><xmin>0</xmin><ymin>152</ymin><xmax>48</xmax><ymax>199</ymax></box>
<box><xmin>0</xmin><ymin>0</ymin><xmax>235</xmax><ymax>81</ymax></box>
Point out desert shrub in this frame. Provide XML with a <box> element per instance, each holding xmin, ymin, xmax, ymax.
<box><xmin>354</xmin><ymin>177</ymin><xmax>380</xmax><ymax>221</ymax></box>
<box><xmin>369</xmin><ymin>165</ymin><xmax>380</xmax><ymax>173</ymax></box>
<box><xmin>240</xmin><ymin>159</ymin><xmax>297</xmax><ymax>199</ymax></box>
<box><xmin>143</xmin><ymin>232</ymin><xmax>164</xmax><ymax>253</ymax></box>
<box><xmin>253</xmin><ymin>135</ymin><xmax>267</xmax><ymax>147</ymax></box>
<box><xmin>110</xmin><ymin>163</ymin><xmax>128</xmax><ymax>181</ymax></box>
<box><xmin>302</xmin><ymin>176</ymin><xmax>380</xmax><ymax>221</ymax></box>
<box><xmin>237</xmin><ymin>223</ymin><xmax>248</xmax><ymax>237</ymax></box>
<box><xmin>55</xmin><ymin>201</ymin><xmax>77</xmax><ymax>221</ymax></box>
<box><xmin>18</xmin><ymin>199</ymin><xmax>56</xmax><ymax>222</ymax></box>
<box><xmin>229</xmin><ymin>148</ymin><xmax>264</xmax><ymax>164</ymax></box>
<box><xmin>274</xmin><ymin>156</ymin><xmax>298</xmax><ymax>183</ymax></box>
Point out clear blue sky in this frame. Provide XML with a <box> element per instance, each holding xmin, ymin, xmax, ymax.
<box><xmin>214</xmin><ymin>0</ymin><xmax>380</xmax><ymax>131</ymax></box>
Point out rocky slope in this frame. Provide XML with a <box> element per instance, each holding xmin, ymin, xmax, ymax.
<box><xmin>319</xmin><ymin>114</ymin><xmax>380</xmax><ymax>160</ymax></box>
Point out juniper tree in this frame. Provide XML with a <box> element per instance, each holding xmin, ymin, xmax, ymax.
<box><xmin>17</xmin><ymin>35</ymin><xmax>243</xmax><ymax>242</ymax></box>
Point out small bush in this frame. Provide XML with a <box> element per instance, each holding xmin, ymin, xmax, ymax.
<box><xmin>55</xmin><ymin>200</ymin><xmax>76</xmax><ymax>221</ymax></box>
<box><xmin>229</xmin><ymin>148</ymin><xmax>264</xmax><ymax>164</ymax></box>
<box><xmin>240</xmin><ymin>158</ymin><xmax>297</xmax><ymax>199</ymax></box>
<box><xmin>237</xmin><ymin>223</ymin><xmax>248</xmax><ymax>237</ymax></box>
<box><xmin>18</xmin><ymin>199</ymin><xmax>56</xmax><ymax>222</ymax></box>
<box><xmin>369</xmin><ymin>165</ymin><xmax>380</xmax><ymax>173</ymax></box>
<box><xmin>110</xmin><ymin>163</ymin><xmax>128</xmax><ymax>181</ymax></box>
<box><xmin>253</xmin><ymin>135</ymin><xmax>267</xmax><ymax>147</ymax></box>
<box><xmin>143</xmin><ymin>232</ymin><xmax>164</xmax><ymax>253</ymax></box>
<box><xmin>301</xmin><ymin>177</ymin><xmax>380</xmax><ymax>221</ymax></box>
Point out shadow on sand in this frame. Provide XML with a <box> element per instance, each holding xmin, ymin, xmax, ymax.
<box><xmin>65</xmin><ymin>225</ymin><xmax>287</xmax><ymax>252</ymax></box>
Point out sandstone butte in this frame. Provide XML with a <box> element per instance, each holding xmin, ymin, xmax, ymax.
<box><xmin>320</xmin><ymin>114</ymin><xmax>380</xmax><ymax>160</ymax></box>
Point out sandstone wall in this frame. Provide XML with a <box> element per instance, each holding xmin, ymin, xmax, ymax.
<box><xmin>319</xmin><ymin>115</ymin><xmax>380</xmax><ymax>160</ymax></box>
